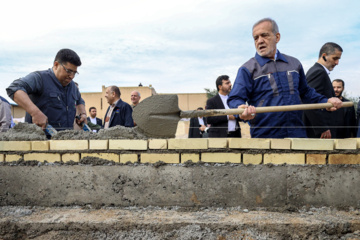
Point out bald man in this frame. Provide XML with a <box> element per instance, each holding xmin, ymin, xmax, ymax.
<box><xmin>130</xmin><ymin>91</ymin><xmax>141</xmax><ymax>108</ymax></box>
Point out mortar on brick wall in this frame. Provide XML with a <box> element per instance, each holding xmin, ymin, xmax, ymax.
<box><xmin>0</xmin><ymin>123</ymin><xmax>149</xmax><ymax>141</ymax></box>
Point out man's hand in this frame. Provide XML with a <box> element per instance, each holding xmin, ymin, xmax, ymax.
<box><xmin>13</xmin><ymin>90</ymin><xmax>48</xmax><ymax>130</ymax></box>
<box><xmin>228</xmin><ymin>115</ymin><xmax>236</xmax><ymax>120</ymax></box>
<box><xmin>75</xmin><ymin>113</ymin><xmax>87</xmax><ymax>126</ymax></box>
<box><xmin>326</xmin><ymin>97</ymin><xmax>342</xmax><ymax>111</ymax></box>
<box><xmin>32</xmin><ymin>110</ymin><xmax>48</xmax><ymax>130</ymax></box>
<box><xmin>320</xmin><ymin>129</ymin><xmax>331</xmax><ymax>139</ymax></box>
<box><xmin>199</xmin><ymin>124</ymin><xmax>206</xmax><ymax>132</ymax></box>
<box><xmin>238</xmin><ymin>104</ymin><xmax>256</xmax><ymax>120</ymax></box>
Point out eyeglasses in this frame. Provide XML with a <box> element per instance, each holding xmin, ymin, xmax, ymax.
<box><xmin>60</xmin><ymin>63</ymin><xmax>79</xmax><ymax>76</ymax></box>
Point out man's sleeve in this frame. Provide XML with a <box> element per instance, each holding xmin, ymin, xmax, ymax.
<box><xmin>0</xmin><ymin>100</ymin><xmax>12</xmax><ymax>132</ymax></box>
<box><xmin>6</xmin><ymin>72</ymin><xmax>43</xmax><ymax>100</ymax></box>
<box><xmin>74</xmin><ymin>87</ymin><xmax>85</xmax><ymax>106</ymax></box>
<box><xmin>348</xmin><ymin>104</ymin><xmax>357</xmax><ymax>137</ymax></box>
<box><xmin>228</xmin><ymin>67</ymin><xmax>252</xmax><ymax>108</ymax></box>
<box><xmin>124</xmin><ymin>104</ymin><xmax>134</xmax><ymax>127</ymax></box>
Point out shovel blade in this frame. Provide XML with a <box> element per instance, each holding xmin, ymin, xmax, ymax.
<box><xmin>133</xmin><ymin>95</ymin><xmax>181</xmax><ymax>138</ymax></box>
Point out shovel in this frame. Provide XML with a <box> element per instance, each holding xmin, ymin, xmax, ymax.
<box><xmin>132</xmin><ymin>94</ymin><xmax>353</xmax><ymax>138</ymax></box>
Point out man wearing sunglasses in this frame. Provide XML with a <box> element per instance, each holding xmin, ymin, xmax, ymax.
<box><xmin>6</xmin><ymin>48</ymin><xmax>86</xmax><ymax>133</ymax></box>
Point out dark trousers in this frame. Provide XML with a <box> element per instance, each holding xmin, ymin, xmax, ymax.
<box><xmin>227</xmin><ymin>129</ymin><xmax>241</xmax><ymax>138</ymax></box>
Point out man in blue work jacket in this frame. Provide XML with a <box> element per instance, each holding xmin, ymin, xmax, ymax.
<box><xmin>6</xmin><ymin>48</ymin><xmax>87</xmax><ymax>131</ymax></box>
<box><xmin>227</xmin><ymin>18</ymin><xmax>342</xmax><ymax>138</ymax></box>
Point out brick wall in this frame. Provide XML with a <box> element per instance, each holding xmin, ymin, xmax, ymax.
<box><xmin>1</xmin><ymin>138</ymin><xmax>360</xmax><ymax>165</ymax></box>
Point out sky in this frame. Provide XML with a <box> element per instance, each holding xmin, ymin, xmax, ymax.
<box><xmin>1</xmin><ymin>0</ymin><xmax>360</xmax><ymax>104</ymax></box>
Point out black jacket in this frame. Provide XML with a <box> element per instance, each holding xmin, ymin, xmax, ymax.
<box><xmin>188</xmin><ymin>117</ymin><xmax>207</xmax><ymax>138</ymax></box>
<box><xmin>87</xmin><ymin>117</ymin><xmax>102</xmax><ymax>126</ymax></box>
<box><xmin>303</xmin><ymin>63</ymin><xmax>335</xmax><ymax>138</ymax></box>
<box><xmin>206</xmin><ymin>94</ymin><xmax>241</xmax><ymax>138</ymax></box>
<box><xmin>334</xmin><ymin>97</ymin><xmax>357</xmax><ymax>138</ymax></box>
<box><xmin>104</xmin><ymin>99</ymin><xmax>134</xmax><ymax>128</ymax></box>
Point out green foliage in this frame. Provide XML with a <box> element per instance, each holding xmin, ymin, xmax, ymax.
<box><xmin>204</xmin><ymin>88</ymin><xmax>217</xmax><ymax>99</ymax></box>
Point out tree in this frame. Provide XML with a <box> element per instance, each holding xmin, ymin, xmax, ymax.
<box><xmin>204</xmin><ymin>88</ymin><xmax>217</xmax><ymax>99</ymax></box>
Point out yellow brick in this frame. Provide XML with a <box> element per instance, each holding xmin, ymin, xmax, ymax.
<box><xmin>201</xmin><ymin>153</ymin><xmax>241</xmax><ymax>163</ymax></box>
<box><xmin>89</xmin><ymin>140</ymin><xmax>108</xmax><ymax>150</ymax></box>
<box><xmin>349</xmin><ymin>138</ymin><xmax>360</xmax><ymax>148</ymax></box>
<box><xmin>264</xmin><ymin>153</ymin><xmax>305</xmax><ymax>164</ymax></box>
<box><xmin>50</xmin><ymin>140</ymin><xmax>88</xmax><ymax>150</ymax></box>
<box><xmin>81</xmin><ymin>153</ymin><xmax>119</xmax><ymax>162</ymax></box>
<box><xmin>328</xmin><ymin>154</ymin><xmax>360</xmax><ymax>164</ymax></box>
<box><xmin>5</xmin><ymin>154</ymin><xmax>22</xmax><ymax>162</ymax></box>
<box><xmin>306</xmin><ymin>154</ymin><xmax>326</xmax><ymax>164</ymax></box>
<box><xmin>290</xmin><ymin>138</ymin><xmax>334</xmax><ymax>150</ymax></box>
<box><xmin>24</xmin><ymin>153</ymin><xmax>61</xmax><ymax>162</ymax></box>
<box><xmin>148</xmin><ymin>139</ymin><xmax>167</xmax><ymax>149</ymax></box>
<box><xmin>0</xmin><ymin>141</ymin><xmax>31</xmax><ymax>151</ymax></box>
<box><xmin>208</xmin><ymin>138</ymin><xmax>228</xmax><ymax>148</ymax></box>
<box><xmin>355</xmin><ymin>138</ymin><xmax>360</xmax><ymax>148</ymax></box>
<box><xmin>228</xmin><ymin>138</ymin><xmax>270</xmax><ymax>149</ymax></box>
<box><xmin>31</xmin><ymin>141</ymin><xmax>49</xmax><ymax>151</ymax></box>
<box><xmin>62</xmin><ymin>153</ymin><xmax>80</xmax><ymax>162</ymax></box>
<box><xmin>120</xmin><ymin>154</ymin><xmax>138</xmax><ymax>163</ymax></box>
<box><xmin>141</xmin><ymin>153</ymin><xmax>179</xmax><ymax>164</ymax></box>
<box><xmin>270</xmin><ymin>139</ymin><xmax>291</xmax><ymax>150</ymax></box>
<box><xmin>181</xmin><ymin>153</ymin><xmax>200</xmax><ymax>163</ymax></box>
<box><xmin>0</xmin><ymin>154</ymin><xmax>4</xmax><ymax>162</ymax></box>
<box><xmin>109</xmin><ymin>140</ymin><xmax>147</xmax><ymax>150</ymax></box>
<box><xmin>243</xmin><ymin>154</ymin><xmax>262</xmax><ymax>165</ymax></box>
<box><xmin>168</xmin><ymin>139</ymin><xmax>207</xmax><ymax>150</ymax></box>
<box><xmin>334</xmin><ymin>139</ymin><xmax>357</xmax><ymax>150</ymax></box>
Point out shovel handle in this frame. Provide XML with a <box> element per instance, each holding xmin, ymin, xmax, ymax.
<box><xmin>180</xmin><ymin>102</ymin><xmax>354</xmax><ymax>118</ymax></box>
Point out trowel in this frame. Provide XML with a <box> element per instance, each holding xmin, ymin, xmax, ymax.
<box><xmin>75</xmin><ymin>114</ymin><xmax>91</xmax><ymax>131</ymax></box>
<box><xmin>44</xmin><ymin>124</ymin><xmax>58</xmax><ymax>136</ymax></box>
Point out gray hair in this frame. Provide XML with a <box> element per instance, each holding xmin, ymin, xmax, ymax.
<box><xmin>253</xmin><ymin>18</ymin><xmax>279</xmax><ymax>35</ymax></box>
<box><xmin>131</xmin><ymin>91</ymin><xmax>141</xmax><ymax>97</ymax></box>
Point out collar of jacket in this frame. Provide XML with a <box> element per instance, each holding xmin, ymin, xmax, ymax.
<box><xmin>255</xmin><ymin>50</ymin><xmax>288</xmax><ymax>67</ymax></box>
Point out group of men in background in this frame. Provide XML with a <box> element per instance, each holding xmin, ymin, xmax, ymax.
<box><xmin>1</xmin><ymin>18</ymin><xmax>359</xmax><ymax>139</ymax></box>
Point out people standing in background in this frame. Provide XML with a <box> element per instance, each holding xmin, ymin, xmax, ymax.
<box><xmin>130</xmin><ymin>91</ymin><xmax>141</xmax><ymax>108</ymax></box>
<box><xmin>188</xmin><ymin>107</ymin><xmax>208</xmax><ymax>138</ymax></box>
<box><xmin>303</xmin><ymin>42</ymin><xmax>343</xmax><ymax>138</ymax></box>
<box><xmin>87</xmin><ymin>107</ymin><xmax>102</xmax><ymax>132</ymax></box>
<box><xmin>207</xmin><ymin>75</ymin><xmax>241</xmax><ymax>138</ymax></box>
<box><xmin>103</xmin><ymin>86</ymin><xmax>134</xmax><ymax>128</ymax></box>
<box><xmin>332</xmin><ymin>79</ymin><xmax>357</xmax><ymax>138</ymax></box>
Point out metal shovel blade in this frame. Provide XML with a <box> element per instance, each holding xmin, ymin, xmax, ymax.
<box><xmin>133</xmin><ymin>94</ymin><xmax>181</xmax><ymax>138</ymax></box>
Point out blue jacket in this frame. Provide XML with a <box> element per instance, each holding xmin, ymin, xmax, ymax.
<box><xmin>7</xmin><ymin>69</ymin><xmax>84</xmax><ymax>130</ymax></box>
<box><xmin>104</xmin><ymin>99</ymin><xmax>134</xmax><ymax>128</ymax></box>
<box><xmin>228</xmin><ymin>51</ymin><xmax>327</xmax><ymax>138</ymax></box>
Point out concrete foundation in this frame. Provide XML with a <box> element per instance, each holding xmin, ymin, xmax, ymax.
<box><xmin>1</xmin><ymin>164</ymin><xmax>359</xmax><ymax>209</ymax></box>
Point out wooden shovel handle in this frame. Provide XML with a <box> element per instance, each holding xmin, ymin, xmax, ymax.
<box><xmin>180</xmin><ymin>102</ymin><xmax>354</xmax><ymax>118</ymax></box>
